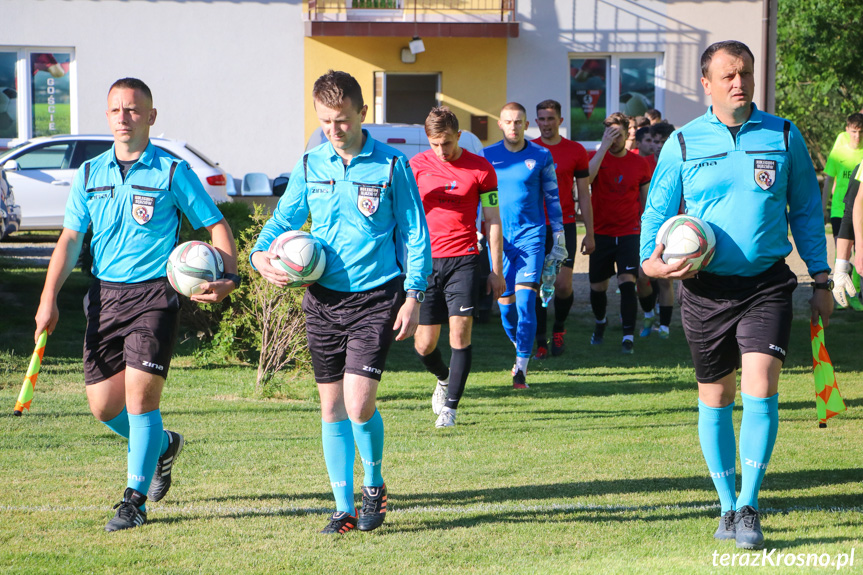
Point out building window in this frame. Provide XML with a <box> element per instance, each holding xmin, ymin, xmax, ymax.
<box><xmin>0</xmin><ymin>48</ymin><xmax>75</xmax><ymax>148</ymax></box>
<box><xmin>569</xmin><ymin>54</ymin><xmax>662</xmax><ymax>142</ymax></box>
<box><xmin>374</xmin><ymin>72</ymin><xmax>440</xmax><ymax>124</ymax></box>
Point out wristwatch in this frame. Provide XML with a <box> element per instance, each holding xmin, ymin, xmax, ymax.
<box><xmin>406</xmin><ymin>289</ymin><xmax>425</xmax><ymax>303</ymax></box>
<box><xmin>223</xmin><ymin>273</ymin><xmax>242</xmax><ymax>289</ymax></box>
<box><xmin>812</xmin><ymin>279</ymin><xmax>834</xmax><ymax>290</ymax></box>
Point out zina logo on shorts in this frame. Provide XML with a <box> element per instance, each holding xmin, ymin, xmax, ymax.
<box><xmin>362</xmin><ymin>365</ymin><xmax>382</xmax><ymax>375</ymax></box>
<box><xmin>768</xmin><ymin>343</ymin><xmax>786</xmax><ymax>356</ymax></box>
<box><xmin>142</xmin><ymin>360</ymin><xmax>165</xmax><ymax>371</ymax></box>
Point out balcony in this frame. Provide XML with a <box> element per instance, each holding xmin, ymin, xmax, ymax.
<box><xmin>305</xmin><ymin>1</ymin><xmax>519</xmax><ymax>38</ymax></box>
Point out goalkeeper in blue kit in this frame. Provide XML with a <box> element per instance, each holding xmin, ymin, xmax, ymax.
<box><xmin>483</xmin><ymin>102</ymin><xmax>566</xmax><ymax>389</ymax></box>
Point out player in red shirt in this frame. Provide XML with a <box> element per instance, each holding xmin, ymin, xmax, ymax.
<box><xmin>532</xmin><ymin>99</ymin><xmax>595</xmax><ymax>358</ymax></box>
<box><xmin>587</xmin><ymin>112</ymin><xmax>652</xmax><ymax>353</ymax></box>
<box><xmin>411</xmin><ymin>107</ymin><xmax>505</xmax><ymax>428</ymax></box>
<box><xmin>636</xmin><ymin>122</ymin><xmax>678</xmax><ymax>339</ymax></box>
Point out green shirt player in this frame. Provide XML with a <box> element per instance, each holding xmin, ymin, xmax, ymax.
<box><xmin>822</xmin><ymin>113</ymin><xmax>863</xmax><ymax>238</ymax></box>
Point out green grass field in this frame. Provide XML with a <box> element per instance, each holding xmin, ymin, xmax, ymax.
<box><xmin>1</xmin><ymin>257</ymin><xmax>861</xmax><ymax>574</ymax></box>
<box><xmin>32</xmin><ymin>103</ymin><xmax>71</xmax><ymax>137</ymax></box>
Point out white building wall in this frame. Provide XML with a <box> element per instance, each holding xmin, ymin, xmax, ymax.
<box><xmin>4</xmin><ymin>0</ymin><xmax>305</xmax><ymax>179</ymax></box>
<box><xmin>509</xmin><ymin>0</ymin><xmax>765</xmax><ymax>140</ymax></box>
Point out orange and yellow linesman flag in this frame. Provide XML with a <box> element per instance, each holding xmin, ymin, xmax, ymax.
<box><xmin>13</xmin><ymin>330</ymin><xmax>47</xmax><ymax>416</ymax></box>
<box><xmin>810</xmin><ymin>319</ymin><xmax>846</xmax><ymax>427</ymax></box>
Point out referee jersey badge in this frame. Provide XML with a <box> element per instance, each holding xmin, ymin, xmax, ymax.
<box><xmin>131</xmin><ymin>194</ymin><xmax>155</xmax><ymax>225</ymax></box>
<box><xmin>754</xmin><ymin>159</ymin><xmax>777</xmax><ymax>190</ymax></box>
<box><xmin>524</xmin><ymin>159</ymin><xmax>536</xmax><ymax>171</ymax></box>
<box><xmin>357</xmin><ymin>185</ymin><xmax>381</xmax><ymax>217</ymax></box>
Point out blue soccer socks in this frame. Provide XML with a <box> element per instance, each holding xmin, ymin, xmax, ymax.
<box><xmin>514</xmin><ymin>288</ymin><xmax>537</xmax><ymax>359</ymax></box>
<box><xmin>352</xmin><ymin>409</ymin><xmax>385</xmax><ymax>487</ymax></box>
<box><xmin>737</xmin><ymin>393</ymin><xmax>779</xmax><ymax>510</ymax></box>
<box><xmin>102</xmin><ymin>406</ymin><xmax>130</xmax><ymax>439</ymax></box>
<box><xmin>127</xmin><ymin>409</ymin><xmax>164</xmax><ymax>511</ymax></box>
<box><xmin>499</xmin><ymin>301</ymin><xmax>518</xmax><ymax>346</ymax></box>
<box><xmin>101</xmin><ymin>406</ymin><xmax>171</xmax><ymax>457</ymax></box>
<box><xmin>322</xmin><ymin>419</ymin><xmax>356</xmax><ymax>515</ymax></box>
<box><xmin>698</xmin><ymin>400</ymin><xmax>737</xmax><ymax>514</ymax></box>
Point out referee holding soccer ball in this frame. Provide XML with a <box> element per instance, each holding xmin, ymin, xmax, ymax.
<box><xmin>251</xmin><ymin>70</ymin><xmax>431</xmax><ymax>535</ymax></box>
<box><xmin>34</xmin><ymin>78</ymin><xmax>239</xmax><ymax>532</ymax></box>
<box><xmin>640</xmin><ymin>41</ymin><xmax>832</xmax><ymax>550</ymax></box>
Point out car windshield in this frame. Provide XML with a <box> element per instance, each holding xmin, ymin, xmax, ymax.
<box><xmin>184</xmin><ymin>144</ymin><xmax>218</xmax><ymax>168</ymax></box>
<box><xmin>0</xmin><ymin>142</ymin><xmax>29</xmax><ymax>163</ymax></box>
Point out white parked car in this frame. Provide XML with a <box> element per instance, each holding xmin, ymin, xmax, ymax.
<box><xmin>0</xmin><ymin>135</ymin><xmax>230</xmax><ymax>231</ymax></box>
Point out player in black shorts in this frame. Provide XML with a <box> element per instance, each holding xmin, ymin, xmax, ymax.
<box><xmin>34</xmin><ymin>78</ymin><xmax>239</xmax><ymax>532</ymax></box>
<box><xmin>252</xmin><ymin>72</ymin><xmax>431</xmax><ymax>534</ymax></box>
<box><xmin>411</xmin><ymin>107</ymin><xmax>504</xmax><ymax>428</ymax></box>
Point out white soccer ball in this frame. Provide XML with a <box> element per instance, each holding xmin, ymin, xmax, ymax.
<box><xmin>270</xmin><ymin>230</ymin><xmax>326</xmax><ymax>288</ymax></box>
<box><xmin>166</xmin><ymin>241</ymin><xmax>224</xmax><ymax>297</ymax></box>
<box><xmin>657</xmin><ymin>215</ymin><xmax>716</xmax><ymax>271</ymax></box>
<box><xmin>0</xmin><ymin>87</ymin><xmax>17</xmax><ymax>135</ymax></box>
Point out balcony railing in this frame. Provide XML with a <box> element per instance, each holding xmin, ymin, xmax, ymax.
<box><xmin>307</xmin><ymin>1</ymin><xmax>517</xmax><ymax>23</ymax></box>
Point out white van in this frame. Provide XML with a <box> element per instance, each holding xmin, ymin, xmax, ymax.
<box><xmin>304</xmin><ymin>123</ymin><xmax>485</xmax><ymax>157</ymax></box>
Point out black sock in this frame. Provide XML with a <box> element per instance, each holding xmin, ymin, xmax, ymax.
<box><xmin>552</xmin><ymin>293</ymin><xmax>574</xmax><ymax>333</ymax></box>
<box><xmin>659</xmin><ymin>305</ymin><xmax>673</xmax><ymax>327</ymax></box>
<box><xmin>590</xmin><ymin>289</ymin><xmax>607</xmax><ymax>321</ymax></box>
<box><xmin>534</xmin><ymin>295</ymin><xmax>548</xmax><ymax>346</ymax></box>
<box><xmin>417</xmin><ymin>347</ymin><xmax>449</xmax><ymax>381</ymax></box>
<box><xmin>619</xmin><ymin>281</ymin><xmax>637</xmax><ymax>336</ymax></box>
<box><xmin>446</xmin><ymin>346</ymin><xmax>472</xmax><ymax>409</ymax></box>
<box><xmin>639</xmin><ymin>290</ymin><xmax>658</xmax><ymax>313</ymax></box>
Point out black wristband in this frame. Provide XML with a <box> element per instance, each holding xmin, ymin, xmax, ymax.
<box><xmin>223</xmin><ymin>273</ymin><xmax>242</xmax><ymax>288</ymax></box>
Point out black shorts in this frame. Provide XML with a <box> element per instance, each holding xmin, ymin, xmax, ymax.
<box><xmin>303</xmin><ymin>277</ymin><xmax>402</xmax><ymax>383</ymax></box>
<box><xmin>679</xmin><ymin>260</ymin><xmax>797</xmax><ymax>383</ymax></box>
<box><xmin>421</xmin><ymin>255</ymin><xmax>480</xmax><ymax>325</ymax></box>
<box><xmin>544</xmin><ymin>222</ymin><xmax>578</xmax><ymax>268</ymax></box>
<box><xmin>83</xmin><ymin>278</ymin><xmax>180</xmax><ymax>385</ymax></box>
<box><xmin>588</xmin><ymin>234</ymin><xmax>640</xmax><ymax>283</ymax></box>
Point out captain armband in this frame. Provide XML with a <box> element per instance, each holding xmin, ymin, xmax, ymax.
<box><xmin>480</xmin><ymin>190</ymin><xmax>499</xmax><ymax>208</ymax></box>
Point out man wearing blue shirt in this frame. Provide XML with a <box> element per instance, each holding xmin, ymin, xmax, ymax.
<box><xmin>34</xmin><ymin>78</ymin><xmax>239</xmax><ymax>532</ymax></box>
<box><xmin>251</xmin><ymin>70</ymin><xmax>431</xmax><ymax>535</ymax></box>
<box><xmin>641</xmin><ymin>41</ymin><xmax>832</xmax><ymax>550</ymax></box>
<box><xmin>484</xmin><ymin>102</ymin><xmax>565</xmax><ymax>389</ymax></box>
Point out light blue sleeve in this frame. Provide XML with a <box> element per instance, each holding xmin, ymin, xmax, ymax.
<box><xmin>640</xmin><ymin>132</ymin><xmax>685</xmax><ymax>263</ymax></box>
<box><xmin>785</xmin><ymin>123</ymin><xmax>830</xmax><ymax>276</ymax></box>
<box><xmin>171</xmin><ymin>162</ymin><xmax>223</xmax><ymax>229</ymax></box>
<box><xmin>540</xmin><ymin>150</ymin><xmax>564</xmax><ymax>233</ymax></box>
<box><xmin>392</xmin><ymin>157</ymin><xmax>431</xmax><ymax>291</ymax></box>
<box><xmin>62</xmin><ymin>163</ymin><xmax>91</xmax><ymax>233</ymax></box>
<box><xmin>250</xmin><ymin>156</ymin><xmax>310</xmax><ymax>268</ymax></box>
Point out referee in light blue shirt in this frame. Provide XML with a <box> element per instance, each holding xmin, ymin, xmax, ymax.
<box><xmin>251</xmin><ymin>70</ymin><xmax>431</xmax><ymax>535</ymax></box>
<box><xmin>34</xmin><ymin>78</ymin><xmax>239</xmax><ymax>532</ymax></box>
<box><xmin>640</xmin><ymin>41</ymin><xmax>832</xmax><ymax>551</ymax></box>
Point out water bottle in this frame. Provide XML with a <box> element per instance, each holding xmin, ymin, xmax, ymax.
<box><xmin>540</xmin><ymin>254</ymin><xmax>557</xmax><ymax>308</ymax></box>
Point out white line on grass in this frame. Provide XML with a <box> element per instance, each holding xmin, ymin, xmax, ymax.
<box><xmin>2</xmin><ymin>502</ymin><xmax>861</xmax><ymax>516</ymax></box>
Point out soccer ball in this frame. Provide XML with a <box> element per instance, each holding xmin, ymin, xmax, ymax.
<box><xmin>269</xmin><ymin>230</ymin><xmax>326</xmax><ymax>288</ymax></box>
<box><xmin>657</xmin><ymin>215</ymin><xmax>716</xmax><ymax>271</ymax></box>
<box><xmin>166</xmin><ymin>241</ymin><xmax>224</xmax><ymax>297</ymax></box>
<box><xmin>0</xmin><ymin>87</ymin><xmax>17</xmax><ymax>136</ymax></box>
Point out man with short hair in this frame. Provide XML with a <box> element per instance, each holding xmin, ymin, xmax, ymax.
<box><xmin>641</xmin><ymin>41</ymin><xmax>832</xmax><ymax>550</ymax></box>
<box><xmin>587</xmin><ymin>112</ymin><xmax>652</xmax><ymax>354</ymax></box>
<box><xmin>252</xmin><ymin>70</ymin><xmax>431</xmax><ymax>535</ymax></box>
<box><xmin>532</xmin><ymin>99</ymin><xmax>595</xmax><ymax>358</ymax></box>
<box><xmin>34</xmin><ymin>77</ymin><xmax>239</xmax><ymax>532</ymax></box>
<box><xmin>411</xmin><ymin>106</ymin><xmax>505</xmax><ymax>428</ymax></box>
<box><xmin>638</xmin><ymin>122</ymin><xmax>678</xmax><ymax>339</ymax></box>
<box><xmin>484</xmin><ymin>102</ymin><xmax>565</xmax><ymax>388</ymax></box>
<box><xmin>822</xmin><ymin>113</ymin><xmax>863</xmax><ymax>240</ymax></box>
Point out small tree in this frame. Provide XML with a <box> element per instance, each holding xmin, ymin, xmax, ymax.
<box><xmin>220</xmin><ymin>206</ymin><xmax>312</xmax><ymax>394</ymax></box>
